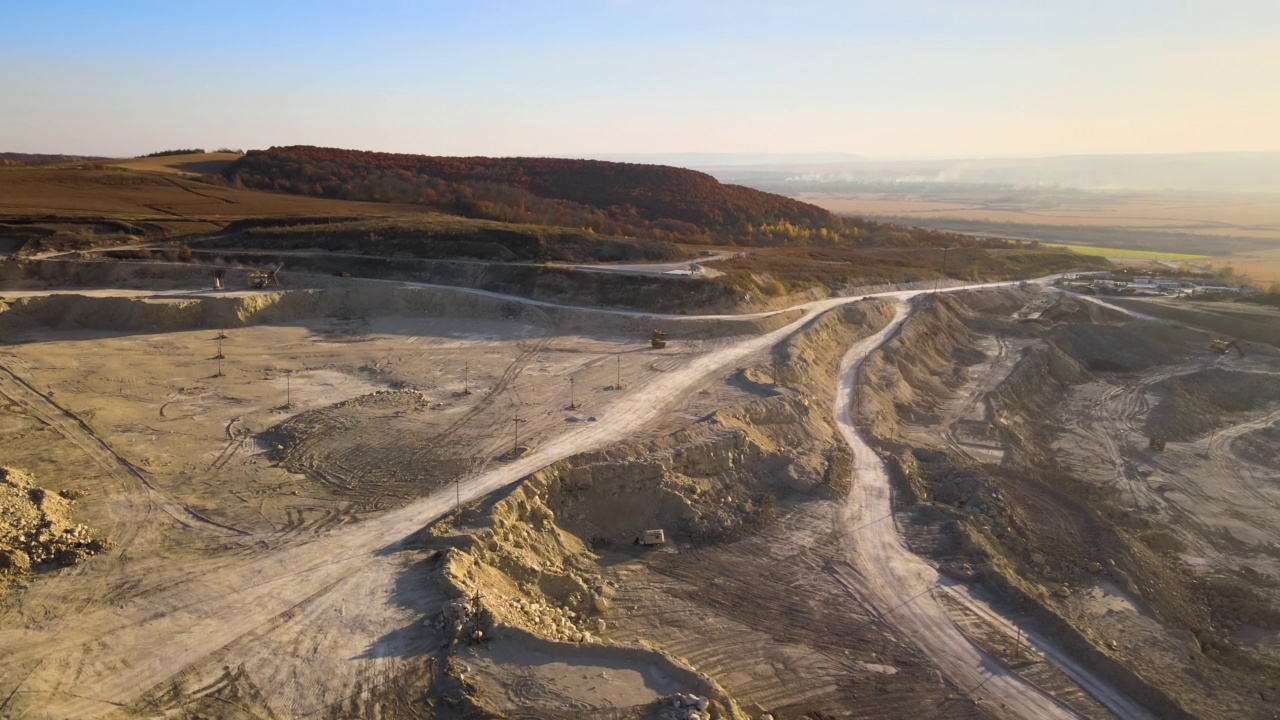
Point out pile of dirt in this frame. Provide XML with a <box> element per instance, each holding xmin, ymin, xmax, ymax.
<box><xmin>1046</xmin><ymin>321</ymin><xmax>1197</xmax><ymax>373</ymax></box>
<box><xmin>1234</xmin><ymin>422</ymin><xmax>1280</xmax><ymax>470</ymax></box>
<box><xmin>428</xmin><ymin>394</ymin><xmax>843</xmax><ymax>640</ymax></box>
<box><xmin>0</xmin><ymin>466</ymin><xmax>108</xmax><ymax>588</ymax></box>
<box><xmin>1036</xmin><ymin>292</ymin><xmax>1129</xmax><ymax>325</ymax></box>
<box><xmin>1146</xmin><ymin>369</ymin><xmax>1280</xmax><ymax>441</ymax></box>
<box><xmin>858</xmin><ymin>293</ymin><xmax>991</xmax><ymax>436</ymax></box>
<box><xmin>265</xmin><ymin>389</ymin><xmax>473</xmax><ymax>510</ymax></box>
<box><xmin>774</xmin><ymin>300</ymin><xmax>896</xmax><ymax>398</ymax></box>
<box><xmin>422</xmin><ymin>424</ymin><xmax>754</xmax><ymax>718</ymax></box>
<box><xmin>410</xmin><ymin>302</ymin><xmax>898</xmax><ymax>718</ymax></box>
<box><xmin>987</xmin><ymin>345</ymin><xmax>1089</xmax><ymax>465</ymax></box>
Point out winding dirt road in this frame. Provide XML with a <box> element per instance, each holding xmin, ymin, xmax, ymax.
<box><xmin>0</xmin><ymin>276</ymin><xmax>1154</xmax><ymax>719</ymax></box>
<box><xmin>833</xmin><ymin>306</ymin><xmax>1156</xmax><ymax>720</ymax></box>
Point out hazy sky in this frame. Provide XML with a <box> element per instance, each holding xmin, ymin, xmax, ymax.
<box><xmin>3</xmin><ymin>1</ymin><xmax>1277</xmax><ymax>158</ymax></box>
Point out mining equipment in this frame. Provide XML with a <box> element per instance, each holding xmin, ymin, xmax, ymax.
<box><xmin>1209</xmin><ymin>338</ymin><xmax>1244</xmax><ymax>356</ymax></box>
<box><xmin>248</xmin><ymin>264</ymin><xmax>282</xmax><ymax>289</ymax></box>
<box><xmin>635</xmin><ymin>529</ymin><xmax>666</xmax><ymax>546</ymax></box>
<box><xmin>1148</xmin><ymin>435</ymin><xmax>1167</xmax><ymax>452</ymax></box>
<box><xmin>650</xmin><ymin>329</ymin><xmax>667</xmax><ymax>349</ymax></box>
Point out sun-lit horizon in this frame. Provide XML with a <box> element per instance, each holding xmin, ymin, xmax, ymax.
<box><xmin>3</xmin><ymin>1</ymin><xmax>1278</xmax><ymax>159</ymax></box>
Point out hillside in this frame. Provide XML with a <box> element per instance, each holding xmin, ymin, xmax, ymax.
<box><xmin>2</xmin><ymin>150</ymin><xmax>1104</xmax><ymax>276</ymax></box>
<box><xmin>220</xmin><ymin>146</ymin><xmax>997</xmax><ymax>248</ymax></box>
<box><xmin>1</xmin><ymin>152</ymin><xmax>109</xmax><ymax>167</ymax></box>
<box><xmin>109</xmin><ymin>151</ymin><xmax>244</xmax><ymax>177</ymax></box>
<box><xmin>0</xmin><ymin>161</ymin><xmax>685</xmax><ymax>263</ymax></box>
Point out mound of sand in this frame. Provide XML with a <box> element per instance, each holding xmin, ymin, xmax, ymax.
<box><xmin>1147</xmin><ymin>369</ymin><xmax>1280</xmax><ymax>440</ymax></box>
<box><xmin>1233</xmin><ymin>423</ymin><xmax>1280</xmax><ymax>470</ymax></box>
<box><xmin>1048</xmin><ymin>322</ymin><xmax>1196</xmax><ymax>373</ymax></box>
<box><xmin>0</xmin><ymin>466</ymin><xmax>108</xmax><ymax>584</ymax></box>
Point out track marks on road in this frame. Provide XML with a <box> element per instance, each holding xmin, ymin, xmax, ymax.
<box><xmin>0</xmin><ymin>357</ymin><xmax>249</xmax><ymax>539</ymax></box>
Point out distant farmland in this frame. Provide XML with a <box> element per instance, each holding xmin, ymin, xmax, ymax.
<box><xmin>1040</xmin><ymin>243</ymin><xmax>1207</xmax><ymax>260</ymax></box>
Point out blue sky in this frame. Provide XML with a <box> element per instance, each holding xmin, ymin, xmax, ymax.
<box><xmin>2</xmin><ymin>1</ymin><xmax>1277</xmax><ymax>157</ymax></box>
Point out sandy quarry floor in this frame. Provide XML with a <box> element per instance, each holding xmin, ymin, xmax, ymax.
<box><xmin>2</xmin><ymin>273</ymin><xmax>1249</xmax><ymax>720</ymax></box>
<box><xmin>860</xmin><ymin>288</ymin><xmax>1280</xmax><ymax>718</ymax></box>
<box><xmin>2</xmin><ymin>318</ymin><xmax>765</xmax><ymax>536</ymax></box>
<box><xmin>1050</xmin><ymin>341</ymin><xmax>1280</xmax><ymax>659</ymax></box>
<box><xmin>0</xmin><ymin>286</ymin><xmax>785</xmax><ymax>717</ymax></box>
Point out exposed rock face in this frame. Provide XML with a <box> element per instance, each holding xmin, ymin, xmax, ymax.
<box><xmin>857</xmin><ymin>289</ymin><xmax>1280</xmax><ymax>720</ymax></box>
<box><xmin>0</xmin><ymin>466</ymin><xmax>109</xmax><ymax>590</ymax></box>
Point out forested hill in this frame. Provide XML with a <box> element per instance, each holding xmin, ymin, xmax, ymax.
<box><xmin>221</xmin><ymin>146</ymin><xmax>995</xmax><ymax>248</ymax></box>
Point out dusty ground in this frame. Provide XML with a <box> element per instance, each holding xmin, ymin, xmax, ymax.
<box><xmin>1</xmin><ymin>265</ymin><xmax>1269</xmax><ymax>720</ymax></box>
<box><xmin>857</xmin><ymin>287</ymin><xmax>1280</xmax><ymax>719</ymax></box>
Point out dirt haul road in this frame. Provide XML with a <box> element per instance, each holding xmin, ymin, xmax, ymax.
<box><xmin>834</xmin><ymin>298</ymin><xmax>1157</xmax><ymax>720</ymax></box>
<box><xmin>0</xmin><ymin>277</ymin><xmax>1145</xmax><ymax>719</ymax></box>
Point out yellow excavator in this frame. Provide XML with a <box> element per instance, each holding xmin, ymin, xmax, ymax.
<box><xmin>650</xmin><ymin>329</ymin><xmax>667</xmax><ymax>349</ymax></box>
<box><xmin>1209</xmin><ymin>338</ymin><xmax>1244</xmax><ymax>356</ymax></box>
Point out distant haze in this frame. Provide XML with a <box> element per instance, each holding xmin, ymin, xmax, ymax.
<box><xmin>704</xmin><ymin>152</ymin><xmax>1280</xmax><ymax>193</ymax></box>
<box><xmin>568</xmin><ymin>153</ymin><xmax>865</xmax><ymax>167</ymax></box>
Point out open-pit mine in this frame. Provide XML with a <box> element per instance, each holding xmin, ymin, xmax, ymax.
<box><xmin>1</xmin><ymin>258</ymin><xmax>1277</xmax><ymax>720</ymax></box>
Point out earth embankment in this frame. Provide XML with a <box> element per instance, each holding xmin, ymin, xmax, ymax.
<box><xmin>856</xmin><ymin>287</ymin><xmax>1280</xmax><ymax>719</ymax></box>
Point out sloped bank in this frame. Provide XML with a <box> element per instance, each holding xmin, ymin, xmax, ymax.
<box><xmin>0</xmin><ymin>282</ymin><xmax>802</xmax><ymax>341</ymax></box>
<box><xmin>854</xmin><ymin>289</ymin><xmax>1279</xmax><ymax>719</ymax></box>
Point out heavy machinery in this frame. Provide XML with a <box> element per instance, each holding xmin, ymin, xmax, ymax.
<box><xmin>1209</xmin><ymin>338</ymin><xmax>1244</xmax><ymax>356</ymax></box>
<box><xmin>1148</xmin><ymin>435</ymin><xmax>1167</xmax><ymax>452</ymax></box>
<box><xmin>248</xmin><ymin>264</ymin><xmax>282</xmax><ymax>289</ymax></box>
<box><xmin>650</xmin><ymin>329</ymin><xmax>667</xmax><ymax>349</ymax></box>
<box><xmin>635</xmin><ymin>529</ymin><xmax>666</xmax><ymax>546</ymax></box>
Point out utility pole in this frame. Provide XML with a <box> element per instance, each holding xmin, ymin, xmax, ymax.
<box><xmin>616</xmin><ymin>354</ymin><xmax>622</xmax><ymax>389</ymax></box>
<box><xmin>214</xmin><ymin>332</ymin><xmax>226</xmax><ymax>377</ymax></box>
<box><xmin>455</xmin><ymin>476</ymin><xmax>461</xmax><ymax>517</ymax></box>
<box><xmin>463</xmin><ymin>362</ymin><xmax>471</xmax><ymax>395</ymax></box>
<box><xmin>934</xmin><ymin>246</ymin><xmax>951</xmax><ymax>294</ymax></box>
<box><xmin>568</xmin><ymin>376</ymin><xmax>578</xmax><ymax>410</ymax></box>
<box><xmin>285</xmin><ymin>371</ymin><xmax>291</xmax><ymax>408</ymax></box>
<box><xmin>513</xmin><ymin>415</ymin><xmax>522</xmax><ymax>452</ymax></box>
